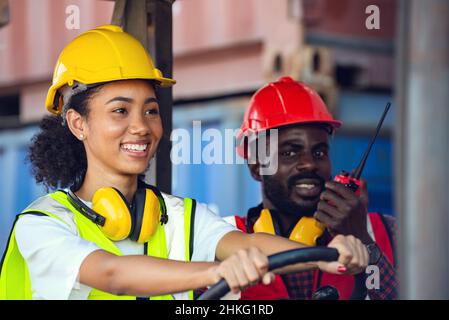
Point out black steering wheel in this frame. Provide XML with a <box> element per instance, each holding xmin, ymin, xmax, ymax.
<box><xmin>197</xmin><ymin>247</ymin><xmax>367</xmax><ymax>300</ymax></box>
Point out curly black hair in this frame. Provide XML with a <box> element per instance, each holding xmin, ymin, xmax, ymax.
<box><xmin>27</xmin><ymin>86</ymin><xmax>103</xmax><ymax>191</ymax></box>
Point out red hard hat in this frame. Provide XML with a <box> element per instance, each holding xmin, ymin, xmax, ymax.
<box><xmin>237</xmin><ymin>76</ymin><xmax>342</xmax><ymax>158</ymax></box>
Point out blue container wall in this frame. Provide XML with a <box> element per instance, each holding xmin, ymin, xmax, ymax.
<box><xmin>330</xmin><ymin>135</ymin><xmax>393</xmax><ymax>215</ymax></box>
<box><xmin>0</xmin><ymin>127</ymin><xmax>47</xmax><ymax>254</ymax></box>
<box><xmin>333</xmin><ymin>91</ymin><xmax>395</xmax><ymax>215</ymax></box>
<box><xmin>172</xmin><ymin>102</ymin><xmax>261</xmax><ymax>217</ymax></box>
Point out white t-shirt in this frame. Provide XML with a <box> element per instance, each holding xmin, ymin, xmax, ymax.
<box><xmin>14</xmin><ymin>192</ymin><xmax>237</xmax><ymax>300</ymax></box>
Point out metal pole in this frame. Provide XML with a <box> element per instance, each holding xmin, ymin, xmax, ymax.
<box><xmin>111</xmin><ymin>0</ymin><xmax>174</xmax><ymax>193</ymax></box>
<box><xmin>146</xmin><ymin>0</ymin><xmax>174</xmax><ymax>194</ymax></box>
<box><xmin>398</xmin><ymin>0</ymin><xmax>449</xmax><ymax>299</ymax></box>
<box><xmin>395</xmin><ymin>0</ymin><xmax>410</xmax><ymax>300</ymax></box>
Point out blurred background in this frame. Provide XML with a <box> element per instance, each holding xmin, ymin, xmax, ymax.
<box><xmin>0</xmin><ymin>0</ymin><xmax>448</xmax><ymax>299</ymax></box>
<box><xmin>0</xmin><ymin>0</ymin><xmax>396</xmax><ymax>250</ymax></box>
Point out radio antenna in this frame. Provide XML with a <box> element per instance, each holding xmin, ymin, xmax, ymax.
<box><xmin>352</xmin><ymin>102</ymin><xmax>391</xmax><ymax>179</ymax></box>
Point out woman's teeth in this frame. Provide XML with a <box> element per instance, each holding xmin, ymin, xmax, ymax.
<box><xmin>121</xmin><ymin>144</ymin><xmax>148</xmax><ymax>151</ymax></box>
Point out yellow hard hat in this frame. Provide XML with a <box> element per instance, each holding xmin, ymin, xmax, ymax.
<box><xmin>45</xmin><ymin>25</ymin><xmax>176</xmax><ymax>115</ymax></box>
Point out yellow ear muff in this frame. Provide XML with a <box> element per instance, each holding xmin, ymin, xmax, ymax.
<box><xmin>253</xmin><ymin>208</ymin><xmax>325</xmax><ymax>246</ymax></box>
<box><xmin>253</xmin><ymin>209</ymin><xmax>276</xmax><ymax>234</ymax></box>
<box><xmin>136</xmin><ymin>189</ymin><xmax>161</xmax><ymax>244</ymax></box>
<box><xmin>289</xmin><ymin>217</ymin><xmax>325</xmax><ymax>246</ymax></box>
<box><xmin>92</xmin><ymin>187</ymin><xmax>132</xmax><ymax>241</ymax></box>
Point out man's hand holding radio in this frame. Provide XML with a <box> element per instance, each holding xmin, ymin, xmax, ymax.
<box><xmin>314</xmin><ymin>179</ymin><xmax>374</xmax><ymax>245</ymax></box>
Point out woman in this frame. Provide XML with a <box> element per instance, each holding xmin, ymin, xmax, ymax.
<box><xmin>0</xmin><ymin>25</ymin><xmax>368</xmax><ymax>300</ymax></box>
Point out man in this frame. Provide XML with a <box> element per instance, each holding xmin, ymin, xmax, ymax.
<box><xmin>227</xmin><ymin>76</ymin><xmax>397</xmax><ymax>300</ymax></box>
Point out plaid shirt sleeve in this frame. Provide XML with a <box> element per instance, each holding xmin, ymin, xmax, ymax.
<box><xmin>367</xmin><ymin>215</ymin><xmax>398</xmax><ymax>300</ymax></box>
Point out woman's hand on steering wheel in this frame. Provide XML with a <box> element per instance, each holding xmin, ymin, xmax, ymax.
<box><xmin>208</xmin><ymin>247</ymin><xmax>276</xmax><ymax>294</ymax></box>
<box><xmin>318</xmin><ymin>234</ymin><xmax>369</xmax><ymax>275</ymax></box>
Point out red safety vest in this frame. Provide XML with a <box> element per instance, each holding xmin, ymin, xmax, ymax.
<box><xmin>227</xmin><ymin>213</ymin><xmax>394</xmax><ymax>300</ymax></box>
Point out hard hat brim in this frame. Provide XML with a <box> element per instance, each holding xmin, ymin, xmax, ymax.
<box><xmin>236</xmin><ymin>119</ymin><xmax>342</xmax><ymax>159</ymax></box>
<box><xmin>45</xmin><ymin>76</ymin><xmax>176</xmax><ymax>115</ymax></box>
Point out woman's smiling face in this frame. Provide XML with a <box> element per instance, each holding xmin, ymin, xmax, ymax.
<box><xmin>81</xmin><ymin>79</ymin><xmax>162</xmax><ymax>177</ymax></box>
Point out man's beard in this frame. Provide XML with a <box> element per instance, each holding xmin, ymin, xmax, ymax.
<box><xmin>263</xmin><ymin>171</ymin><xmax>326</xmax><ymax>219</ymax></box>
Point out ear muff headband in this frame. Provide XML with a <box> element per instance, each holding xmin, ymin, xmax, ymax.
<box><xmin>67</xmin><ymin>187</ymin><xmax>106</xmax><ymax>226</ymax></box>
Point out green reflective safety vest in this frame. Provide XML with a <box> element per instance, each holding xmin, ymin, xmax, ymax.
<box><xmin>0</xmin><ymin>190</ymin><xmax>196</xmax><ymax>300</ymax></box>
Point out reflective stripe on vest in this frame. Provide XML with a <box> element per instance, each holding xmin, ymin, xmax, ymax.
<box><xmin>0</xmin><ymin>191</ymin><xmax>196</xmax><ymax>300</ymax></box>
<box><xmin>0</xmin><ymin>212</ymin><xmax>62</xmax><ymax>300</ymax></box>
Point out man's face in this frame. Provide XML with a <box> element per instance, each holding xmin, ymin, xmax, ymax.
<box><xmin>256</xmin><ymin>124</ymin><xmax>332</xmax><ymax>218</ymax></box>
